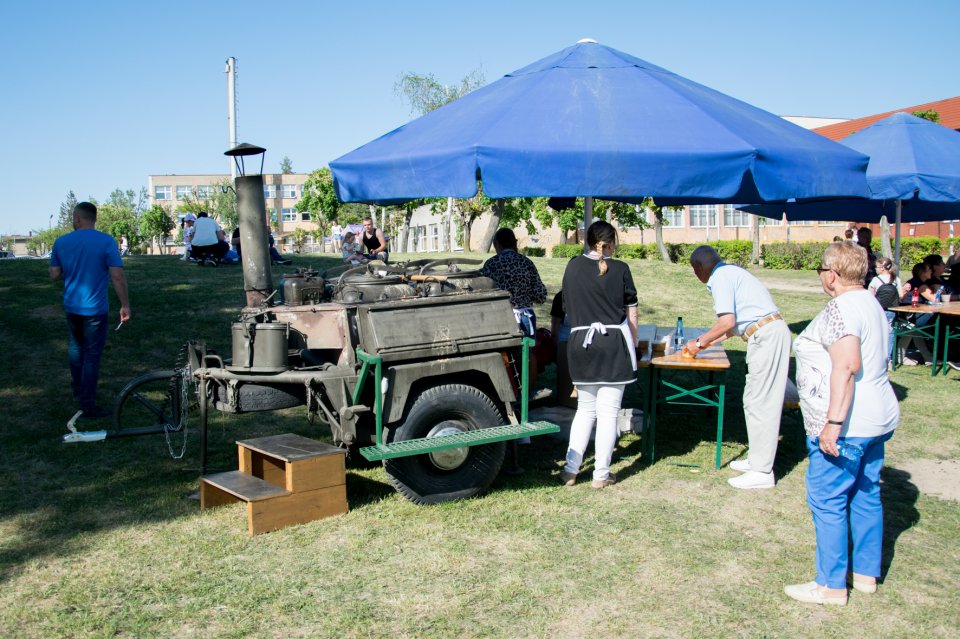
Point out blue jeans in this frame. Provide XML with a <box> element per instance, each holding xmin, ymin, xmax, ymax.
<box><xmin>884</xmin><ymin>310</ymin><xmax>896</xmax><ymax>363</ymax></box>
<box><xmin>66</xmin><ymin>313</ymin><xmax>108</xmax><ymax>411</ymax></box>
<box><xmin>806</xmin><ymin>431</ymin><xmax>894</xmax><ymax>589</ymax></box>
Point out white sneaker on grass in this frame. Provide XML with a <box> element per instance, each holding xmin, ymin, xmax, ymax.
<box><xmin>729</xmin><ymin>459</ymin><xmax>751</xmax><ymax>473</ymax></box>
<box><xmin>728</xmin><ymin>470</ymin><xmax>774</xmax><ymax>489</ymax></box>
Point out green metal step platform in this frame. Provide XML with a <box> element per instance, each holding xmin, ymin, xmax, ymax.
<box><xmin>360</xmin><ymin>420</ymin><xmax>559</xmax><ymax>461</ymax></box>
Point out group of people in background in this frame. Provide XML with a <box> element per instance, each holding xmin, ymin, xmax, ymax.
<box><xmin>502</xmin><ymin>221</ymin><xmax>918</xmax><ymax>608</ymax></box>
<box><xmin>177</xmin><ymin>211</ymin><xmax>291</xmax><ymax>266</ymax></box>
<box><xmin>339</xmin><ymin>217</ymin><xmax>389</xmax><ymax>264</ymax></box>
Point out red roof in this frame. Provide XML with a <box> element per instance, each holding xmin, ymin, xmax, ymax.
<box><xmin>813</xmin><ymin>96</ymin><xmax>960</xmax><ymax>141</ymax></box>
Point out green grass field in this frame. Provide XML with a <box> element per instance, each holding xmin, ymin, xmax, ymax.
<box><xmin>1</xmin><ymin>253</ymin><xmax>958</xmax><ymax>638</ymax></box>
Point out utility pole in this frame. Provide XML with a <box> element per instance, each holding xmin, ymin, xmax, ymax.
<box><xmin>225</xmin><ymin>57</ymin><xmax>238</xmax><ymax>181</ymax></box>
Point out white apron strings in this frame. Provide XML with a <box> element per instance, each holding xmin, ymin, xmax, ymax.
<box><xmin>570</xmin><ymin>319</ymin><xmax>637</xmax><ymax>371</ymax></box>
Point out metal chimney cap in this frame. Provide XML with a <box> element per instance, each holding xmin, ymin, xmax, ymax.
<box><xmin>224</xmin><ymin>143</ymin><xmax>267</xmax><ymax>157</ymax></box>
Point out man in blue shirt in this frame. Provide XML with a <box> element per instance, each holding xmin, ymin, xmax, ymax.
<box><xmin>683</xmin><ymin>245</ymin><xmax>791</xmax><ymax>490</ymax></box>
<box><xmin>50</xmin><ymin>202</ymin><xmax>131</xmax><ymax>420</ymax></box>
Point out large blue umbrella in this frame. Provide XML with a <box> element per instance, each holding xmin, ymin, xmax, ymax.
<box><xmin>741</xmin><ymin>112</ymin><xmax>960</xmax><ymax>263</ymax></box>
<box><xmin>330</xmin><ymin>40</ymin><xmax>869</xmax><ymax>207</ymax></box>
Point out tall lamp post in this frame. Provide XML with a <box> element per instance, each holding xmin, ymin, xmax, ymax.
<box><xmin>225</xmin><ymin>143</ymin><xmax>273</xmax><ymax>308</ymax></box>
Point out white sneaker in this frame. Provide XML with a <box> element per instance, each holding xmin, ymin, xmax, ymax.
<box><xmin>729</xmin><ymin>459</ymin><xmax>751</xmax><ymax>473</ymax></box>
<box><xmin>784</xmin><ymin>581</ymin><xmax>847</xmax><ymax>606</ymax></box>
<box><xmin>728</xmin><ymin>470</ymin><xmax>775</xmax><ymax>490</ymax></box>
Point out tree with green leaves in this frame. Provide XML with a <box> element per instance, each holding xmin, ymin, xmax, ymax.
<box><xmin>394</xmin><ymin>68</ymin><xmax>485</xmax><ymax>116</ymax></box>
<box><xmin>646</xmin><ymin>198</ymin><xmax>678</xmax><ymax>261</ymax></box>
<box><xmin>912</xmin><ymin>110</ymin><xmax>940</xmax><ymax>123</ymax></box>
<box><xmin>209</xmin><ymin>178</ymin><xmax>238</xmax><ymax>230</ymax></box>
<box><xmin>395</xmin><ymin>68</ymin><xmax>486</xmax><ymax>250</ymax></box>
<box><xmin>436</xmin><ymin>185</ymin><xmax>492</xmax><ymax>252</ymax></box>
<box><xmin>297</xmin><ymin>168</ymin><xmax>340</xmax><ymax>225</ymax></box>
<box><xmin>26</xmin><ymin>227</ymin><xmax>68</xmax><ymax>255</ymax></box>
<box><xmin>96</xmin><ymin>187</ymin><xmax>149</xmax><ymax>250</ymax></box>
<box><xmin>280</xmin><ymin>156</ymin><xmax>293</xmax><ymax>174</ymax></box>
<box><xmin>140</xmin><ymin>204</ymin><xmax>175</xmax><ymax>254</ymax></box>
<box><xmin>291</xmin><ymin>227</ymin><xmax>309</xmax><ymax>253</ymax></box>
<box><xmin>57</xmin><ymin>191</ymin><xmax>79</xmax><ymax>229</ymax></box>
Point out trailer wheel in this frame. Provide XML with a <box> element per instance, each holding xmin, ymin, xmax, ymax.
<box><xmin>113</xmin><ymin>370</ymin><xmax>185</xmax><ymax>433</ymax></box>
<box><xmin>384</xmin><ymin>384</ymin><xmax>505</xmax><ymax>505</ymax></box>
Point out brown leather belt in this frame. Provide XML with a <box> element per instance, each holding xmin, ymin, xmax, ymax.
<box><xmin>742</xmin><ymin>313</ymin><xmax>783</xmax><ymax>341</ymax></box>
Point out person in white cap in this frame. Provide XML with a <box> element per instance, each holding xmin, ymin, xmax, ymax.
<box><xmin>181</xmin><ymin>213</ymin><xmax>196</xmax><ymax>261</ymax></box>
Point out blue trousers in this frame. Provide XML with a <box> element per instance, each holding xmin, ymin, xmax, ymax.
<box><xmin>806</xmin><ymin>431</ymin><xmax>893</xmax><ymax>589</ymax></box>
<box><xmin>884</xmin><ymin>310</ymin><xmax>895</xmax><ymax>363</ymax></box>
<box><xmin>66</xmin><ymin>313</ymin><xmax>108</xmax><ymax>411</ymax></box>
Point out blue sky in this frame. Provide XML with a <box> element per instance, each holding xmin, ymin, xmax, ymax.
<box><xmin>1</xmin><ymin>0</ymin><xmax>956</xmax><ymax>235</ymax></box>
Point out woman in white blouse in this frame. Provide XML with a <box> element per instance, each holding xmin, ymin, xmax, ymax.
<box><xmin>786</xmin><ymin>241</ymin><xmax>900</xmax><ymax>606</ymax></box>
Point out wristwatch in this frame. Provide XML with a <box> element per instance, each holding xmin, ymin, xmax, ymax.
<box><xmin>695</xmin><ymin>338</ymin><xmax>702</xmax><ymax>349</ymax></box>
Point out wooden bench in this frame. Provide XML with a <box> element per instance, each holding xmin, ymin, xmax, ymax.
<box><xmin>201</xmin><ymin>433</ymin><xmax>348</xmax><ymax>535</ymax></box>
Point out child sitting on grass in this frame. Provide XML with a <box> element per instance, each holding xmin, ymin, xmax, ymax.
<box><xmin>341</xmin><ymin>232</ymin><xmax>366</xmax><ymax>264</ymax></box>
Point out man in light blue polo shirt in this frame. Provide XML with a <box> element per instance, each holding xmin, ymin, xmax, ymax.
<box><xmin>683</xmin><ymin>246</ymin><xmax>791</xmax><ymax>489</ymax></box>
<box><xmin>50</xmin><ymin>202</ymin><xmax>131</xmax><ymax>420</ymax></box>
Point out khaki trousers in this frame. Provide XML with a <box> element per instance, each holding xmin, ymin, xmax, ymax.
<box><xmin>742</xmin><ymin>319</ymin><xmax>792</xmax><ymax>474</ymax></box>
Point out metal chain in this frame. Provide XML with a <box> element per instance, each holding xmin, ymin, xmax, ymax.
<box><xmin>163</xmin><ymin>343</ymin><xmax>194</xmax><ymax>460</ymax></box>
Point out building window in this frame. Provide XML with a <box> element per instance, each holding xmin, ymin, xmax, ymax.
<box><xmin>662</xmin><ymin>207</ymin><xmax>684</xmax><ymax>227</ymax></box>
<box><xmin>264</xmin><ymin>184</ymin><xmax>276</xmax><ymax>199</ymax></box>
<box><xmin>176</xmin><ymin>185</ymin><xmax>193</xmax><ymax>200</ymax></box>
<box><xmin>300</xmin><ymin>211</ymin><xmax>311</xmax><ymax>221</ymax></box>
<box><xmin>689</xmin><ymin>205</ymin><xmax>717</xmax><ymax>228</ymax></box>
<box><xmin>723</xmin><ymin>205</ymin><xmax>751</xmax><ymax>227</ymax></box>
<box><xmin>196</xmin><ymin>185</ymin><xmax>213</xmax><ymax>198</ymax></box>
<box><xmin>267</xmin><ymin>208</ymin><xmax>277</xmax><ymax>225</ymax></box>
<box><xmin>282</xmin><ymin>208</ymin><xmax>297</xmax><ymax>222</ymax></box>
<box><xmin>155</xmin><ymin>185</ymin><xmax>171</xmax><ymax>200</ymax></box>
<box><xmin>281</xmin><ymin>184</ymin><xmax>297</xmax><ymax>199</ymax></box>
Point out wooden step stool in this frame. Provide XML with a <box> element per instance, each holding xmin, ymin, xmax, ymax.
<box><xmin>200</xmin><ymin>433</ymin><xmax>348</xmax><ymax>535</ymax></box>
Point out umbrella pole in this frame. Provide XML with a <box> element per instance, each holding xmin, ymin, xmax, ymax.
<box><xmin>583</xmin><ymin>197</ymin><xmax>594</xmax><ymax>249</ymax></box>
<box><xmin>894</xmin><ymin>200</ymin><xmax>902</xmax><ymax>268</ymax></box>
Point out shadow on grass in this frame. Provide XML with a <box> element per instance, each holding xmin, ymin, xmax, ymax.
<box><xmin>878</xmin><ymin>466</ymin><xmax>920</xmax><ymax>582</ymax></box>
<box><xmin>345</xmin><ymin>473</ymin><xmax>396</xmax><ymax>508</ymax></box>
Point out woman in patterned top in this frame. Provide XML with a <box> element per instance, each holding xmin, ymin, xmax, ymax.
<box><xmin>786</xmin><ymin>241</ymin><xmax>899</xmax><ymax>606</ymax></box>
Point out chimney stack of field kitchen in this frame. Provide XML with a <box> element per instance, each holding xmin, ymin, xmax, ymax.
<box><xmin>225</xmin><ymin>143</ymin><xmax>273</xmax><ymax>308</ymax></box>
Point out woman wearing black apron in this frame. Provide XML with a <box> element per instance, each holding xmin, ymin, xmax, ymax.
<box><xmin>559</xmin><ymin>221</ymin><xmax>638</xmax><ymax>489</ymax></box>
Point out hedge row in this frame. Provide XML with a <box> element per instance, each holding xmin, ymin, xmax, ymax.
<box><xmin>549</xmin><ymin>237</ymin><xmax>945</xmax><ymax>271</ymax></box>
<box><xmin>550</xmin><ymin>240</ymin><xmax>753</xmax><ymax>267</ymax></box>
<box><xmin>761</xmin><ymin>237</ymin><xmax>943</xmax><ymax>270</ymax></box>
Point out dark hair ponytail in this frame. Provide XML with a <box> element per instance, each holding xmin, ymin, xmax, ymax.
<box><xmin>587</xmin><ymin>220</ymin><xmax>618</xmax><ymax>276</ymax></box>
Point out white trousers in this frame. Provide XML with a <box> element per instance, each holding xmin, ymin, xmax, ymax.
<box><xmin>563</xmin><ymin>383</ymin><xmax>624</xmax><ymax>480</ymax></box>
<box><xmin>743</xmin><ymin>320</ymin><xmax>792</xmax><ymax>474</ymax></box>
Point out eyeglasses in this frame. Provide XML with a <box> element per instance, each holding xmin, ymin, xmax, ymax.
<box><xmin>815</xmin><ymin>266</ymin><xmax>833</xmax><ymax>275</ymax></box>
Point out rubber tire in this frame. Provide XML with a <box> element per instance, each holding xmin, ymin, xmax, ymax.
<box><xmin>384</xmin><ymin>384</ymin><xmax>506</xmax><ymax>505</ymax></box>
<box><xmin>228</xmin><ymin>383</ymin><xmax>305</xmax><ymax>412</ymax></box>
<box><xmin>112</xmin><ymin>369</ymin><xmax>179</xmax><ymax>432</ymax></box>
